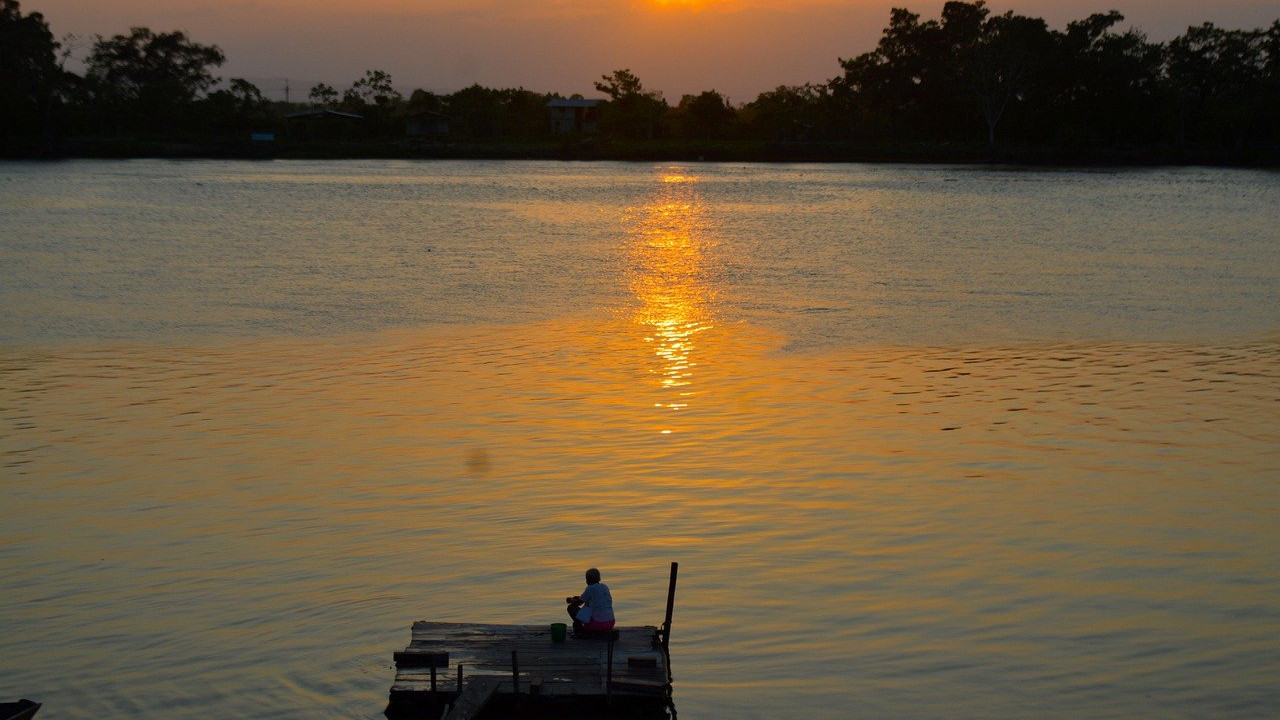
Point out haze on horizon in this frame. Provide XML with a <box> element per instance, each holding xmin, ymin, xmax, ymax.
<box><xmin>27</xmin><ymin>0</ymin><xmax>1280</xmax><ymax>102</ymax></box>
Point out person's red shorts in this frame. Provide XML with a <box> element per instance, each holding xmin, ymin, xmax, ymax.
<box><xmin>583</xmin><ymin>618</ymin><xmax>615</xmax><ymax>632</ymax></box>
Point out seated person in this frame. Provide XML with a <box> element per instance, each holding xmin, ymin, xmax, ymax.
<box><xmin>565</xmin><ymin>567</ymin><xmax>615</xmax><ymax>634</ymax></box>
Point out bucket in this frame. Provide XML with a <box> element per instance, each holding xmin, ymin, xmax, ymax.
<box><xmin>550</xmin><ymin>622</ymin><xmax>567</xmax><ymax>643</ymax></box>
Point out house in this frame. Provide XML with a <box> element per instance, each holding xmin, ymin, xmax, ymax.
<box><xmin>546</xmin><ymin>98</ymin><xmax>602</xmax><ymax>134</ymax></box>
<box><xmin>284</xmin><ymin>109</ymin><xmax>366</xmax><ymax>140</ymax></box>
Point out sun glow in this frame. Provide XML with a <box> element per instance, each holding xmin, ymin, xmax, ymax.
<box><xmin>646</xmin><ymin>0</ymin><xmax>713</xmax><ymax>10</ymax></box>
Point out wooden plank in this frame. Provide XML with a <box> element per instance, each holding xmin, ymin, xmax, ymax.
<box><xmin>395</xmin><ymin>674</ymin><xmax>671</xmax><ymax>700</ymax></box>
<box><xmin>394</xmin><ymin>651</ymin><xmax>449</xmax><ymax>668</ymax></box>
<box><xmin>394</xmin><ymin>670</ymin><xmax>603</xmax><ymax>689</ymax></box>
<box><xmin>440</xmin><ymin>677</ymin><xmax>501</xmax><ymax>720</ymax></box>
<box><xmin>0</xmin><ymin>700</ymin><xmax>41</xmax><ymax>720</ymax></box>
<box><xmin>609</xmin><ymin>679</ymin><xmax>671</xmax><ymax>696</ymax></box>
<box><xmin>394</xmin><ymin>678</ymin><xmax>607</xmax><ymax>698</ymax></box>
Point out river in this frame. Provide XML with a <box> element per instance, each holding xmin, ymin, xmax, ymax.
<box><xmin>1</xmin><ymin>160</ymin><xmax>1277</xmax><ymax>719</ymax></box>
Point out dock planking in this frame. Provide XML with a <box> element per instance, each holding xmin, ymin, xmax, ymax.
<box><xmin>387</xmin><ymin>563</ymin><xmax>678</xmax><ymax>719</ymax></box>
<box><xmin>439</xmin><ymin>676</ymin><xmax>501</xmax><ymax>720</ymax></box>
<box><xmin>387</xmin><ymin>622</ymin><xmax>672</xmax><ymax>719</ymax></box>
<box><xmin>390</xmin><ymin>622</ymin><xmax>670</xmax><ymax>698</ymax></box>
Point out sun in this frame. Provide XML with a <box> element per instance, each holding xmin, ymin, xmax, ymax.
<box><xmin>643</xmin><ymin>0</ymin><xmax>750</xmax><ymax>13</ymax></box>
<box><xmin>647</xmin><ymin>0</ymin><xmax>712</xmax><ymax>10</ymax></box>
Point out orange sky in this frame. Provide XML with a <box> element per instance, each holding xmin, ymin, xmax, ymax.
<box><xmin>28</xmin><ymin>0</ymin><xmax>1280</xmax><ymax>102</ymax></box>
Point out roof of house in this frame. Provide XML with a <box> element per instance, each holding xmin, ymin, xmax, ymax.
<box><xmin>285</xmin><ymin>109</ymin><xmax>365</xmax><ymax>120</ymax></box>
<box><xmin>546</xmin><ymin>98</ymin><xmax>603</xmax><ymax>108</ymax></box>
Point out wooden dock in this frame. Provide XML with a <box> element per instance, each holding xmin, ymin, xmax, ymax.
<box><xmin>386</xmin><ymin>622</ymin><xmax>673</xmax><ymax>719</ymax></box>
<box><xmin>387</xmin><ymin>563</ymin><xmax>679</xmax><ymax>719</ymax></box>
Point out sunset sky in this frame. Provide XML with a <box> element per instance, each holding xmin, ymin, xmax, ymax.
<box><xmin>27</xmin><ymin>0</ymin><xmax>1280</xmax><ymax>103</ymax></box>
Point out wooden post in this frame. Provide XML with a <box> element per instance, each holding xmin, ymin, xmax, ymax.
<box><xmin>606</xmin><ymin>633</ymin><xmax>615</xmax><ymax>700</ymax></box>
<box><xmin>430</xmin><ymin>656</ymin><xmax>437</xmax><ymax>693</ymax></box>
<box><xmin>457</xmin><ymin>663</ymin><xmax>464</xmax><ymax>695</ymax></box>
<box><xmin>510</xmin><ymin>649</ymin><xmax>520</xmax><ymax>696</ymax></box>
<box><xmin>662</xmin><ymin>561</ymin><xmax>679</xmax><ymax>654</ymax></box>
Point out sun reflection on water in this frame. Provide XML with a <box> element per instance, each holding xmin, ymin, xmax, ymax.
<box><xmin>628</xmin><ymin>170</ymin><xmax>717</xmax><ymax>426</ymax></box>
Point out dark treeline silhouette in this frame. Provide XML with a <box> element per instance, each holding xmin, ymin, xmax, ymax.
<box><xmin>3</xmin><ymin>0</ymin><xmax>1278</xmax><ymax>162</ymax></box>
<box><xmin>825</xmin><ymin>2</ymin><xmax>1279</xmax><ymax>156</ymax></box>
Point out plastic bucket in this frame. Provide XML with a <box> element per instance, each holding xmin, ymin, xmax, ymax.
<box><xmin>550</xmin><ymin>622</ymin><xmax>567</xmax><ymax>643</ymax></box>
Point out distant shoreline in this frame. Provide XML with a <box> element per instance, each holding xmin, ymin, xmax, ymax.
<box><xmin>4</xmin><ymin>137</ymin><xmax>1278</xmax><ymax>168</ymax></box>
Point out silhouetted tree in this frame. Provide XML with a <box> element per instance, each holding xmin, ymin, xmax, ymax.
<box><xmin>594</xmin><ymin>68</ymin><xmax>668</xmax><ymax>140</ymax></box>
<box><xmin>229</xmin><ymin>78</ymin><xmax>265</xmax><ymax>108</ymax></box>
<box><xmin>341</xmin><ymin>69</ymin><xmax>402</xmax><ymax>135</ymax></box>
<box><xmin>497</xmin><ymin>87</ymin><xmax>556</xmax><ymax>139</ymax></box>
<box><xmin>674</xmin><ymin>90</ymin><xmax>738</xmax><ymax>141</ymax></box>
<box><xmin>1051</xmin><ymin>12</ymin><xmax>1164</xmax><ymax>146</ymax></box>
<box><xmin>444</xmin><ymin>85</ymin><xmax>551</xmax><ymax>140</ymax></box>
<box><xmin>831</xmin><ymin>9</ymin><xmax>919</xmax><ymax>140</ymax></box>
<box><xmin>0</xmin><ymin>0</ymin><xmax>61</xmax><ymax>136</ymax></box>
<box><xmin>308</xmin><ymin>82</ymin><xmax>338</xmax><ymax>108</ymax></box>
<box><xmin>829</xmin><ymin>2</ymin><xmax>1238</xmax><ymax>150</ymax></box>
<box><xmin>1166</xmin><ymin>22</ymin><xmax>1273</xmax><ymax>150</ymax></box>
<box><xmin>202</xmin><ymin>77</ymin><xmax>269</xmax><ymax>136</ymax></box>
<box><xmin>832</xmin><ymin>3</ymin><xmax>980</xmax><ymax>142</ymax></box>
<box><xmin>445</xmin><ymin>84</ymin><xmax>502</xmax><ymax>138</ymax></box>
<box><xmin>6</xmin><ymin>0</ymin><xmax>1278</xmax><ymax>158</ymax></box>
<box><xmin>343</xmin><ymin>69</ymin><xmax>401</xmax><ymax>109</ymax></box>
<box><xmin>86</xmin><ymin>26</ymin><xmax>224</xmax><ymax>134</ymax></box>
<box><xmin>406</xmin><ymin>88</ymin><xmax>443</xmax><ymax>115</ymax></box>
<box><xmin>964</xmin><ymin>9</ymin><xmax>1052</xmax><ymax>149</ymax></box>
<box><xmin>1264</xmin><ymin>21</ymin><xmax>1280</xmax><ymax>143</ymax></box>
<box><xmin>744</xmin><ymin>84</ymin><xmax>830</xmax><ymax>142</ymax></box>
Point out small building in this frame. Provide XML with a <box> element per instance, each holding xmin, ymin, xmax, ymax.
<box><xmin>406</xmin><ymin>110</ymin><xmax>451</xmax><ymax>138</ymax></box>
<box><xmin>284</xmin><ymin>109</ymin><xmax>365</xmax><ymax>140</ymax></box>
<box><xmin>546</xmin><ymin>98</ymin><xmax>602</xmax><ymax>134</ymax></box>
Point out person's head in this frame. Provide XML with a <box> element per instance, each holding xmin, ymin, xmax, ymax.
<box><xmin>585</xmin><ymin>567</ymin><xmax>601</xmax><ymax>585</ymax></box>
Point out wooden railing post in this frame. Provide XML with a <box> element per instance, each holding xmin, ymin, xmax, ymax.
<box><xmin>662</xmin><ymin>561</ymin><xmax>679</xmax><ymax>654</ymax></box>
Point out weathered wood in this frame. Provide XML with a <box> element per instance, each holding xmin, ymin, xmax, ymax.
<box><xmin>390</xmin><ymin>622</ymin><xmax>669</xmax><ymax>701</ymax></box>
<box><xmin>609</xmin><ymin>679</ymin><xmax>672</xmax><ymax>696</ymax></box>
<box><xmin>661</xmin><ymin>561</ymin><xmax>679</xmax><ymax>654</ymax></box>
<box><xmin>0</xmin><ymin>700</ymin><xmax>41</xmax><ymax>720</ymax></box>
<box><xmin>393</xmin><ymin>651</ymin><xmax>449</xmax><ymax>668</ymax></box>
<box><xmin>441</xmin><ymin>677</ymin><xmax>501</xmax><ymax>720</ymax></box>
<box><xmin>606</xmin><ymin>635</ymin><xmax>614</xmax><ymax>697</ymax></box>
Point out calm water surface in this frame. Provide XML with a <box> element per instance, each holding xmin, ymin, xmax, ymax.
<box><xmin>1</xmin><ymin>160</ymin><xmax>1278</xmax><ymax>720</ymax></box>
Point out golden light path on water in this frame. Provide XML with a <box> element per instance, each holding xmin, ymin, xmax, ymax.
<box><xmin>630</xmin><ymin>172</ymin><xmax>716</xmax><ymax>429</ymax></box>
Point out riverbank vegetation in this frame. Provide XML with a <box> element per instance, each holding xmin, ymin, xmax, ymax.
<box><xmin>2</xmin><ymin>0</ymin><xmax>1277</xmax><ymax>164</ymax></box>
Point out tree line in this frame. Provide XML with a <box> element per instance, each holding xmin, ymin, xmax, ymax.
<box><xmin>2</xmin><ymin>0</ymin><xmax>1277</xmax><ymax>159</ymax></box>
